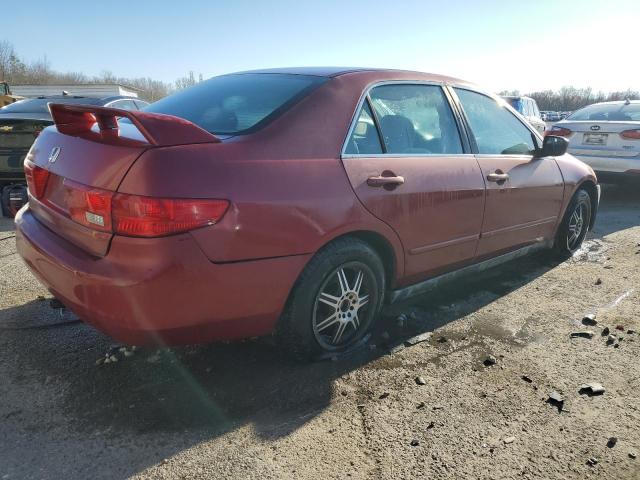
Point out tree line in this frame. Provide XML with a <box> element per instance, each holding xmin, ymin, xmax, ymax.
<box><xmin>0</xmin><ymin>40</ymin><xmax>199</xmax><ymax>101</ymax></box>
<box><xmin>500</xmin><ymin>86</ymin><xmax>639</xmax><ymax>112</ymax></box>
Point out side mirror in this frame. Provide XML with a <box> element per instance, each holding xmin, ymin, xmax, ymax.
<box><xmin>535</xmin><ymin>135</ymin><xmax>568</xmax><ymax>157</ymax></box>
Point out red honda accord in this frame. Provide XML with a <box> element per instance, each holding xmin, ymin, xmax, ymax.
<box><xmin>15</xmin><ymin>68</ymin><xmax>599</xmax><ymax>359</ymax></box>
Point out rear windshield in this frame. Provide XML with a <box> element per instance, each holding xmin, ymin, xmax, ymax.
<box><xmin>0</xmin><ymin>97</ymin><xmax>102</xmax><ymax>114</ymax></box>
<box><xmin>503</xmin><ymin>97</ymin><xmax>523</xmax><ymax>113</ymax></box>
<box><xmin>142</xmin><ymin>73</ymin><xmax>327</xmax><ymax>135</ymax></box>
<box><xmin>568</xmin><ymin>102</ymin><xmax>640</xmax><ymax>121</ymax></box>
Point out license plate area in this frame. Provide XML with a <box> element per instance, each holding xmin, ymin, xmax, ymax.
<box><xmin>583</xmin><ymin>133</ymin><xmax>608</xmax><ymax>145</ymax></box>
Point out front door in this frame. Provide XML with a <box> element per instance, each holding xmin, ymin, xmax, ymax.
<box><xmin>452</xmin><ymin>88</ymin><xmax>565</xmax><ymax>257</ymax></box>
<box><xmin>341</xmin><ymin>83</ymin><xmax>486</xmax><ymax>284</ymax></box>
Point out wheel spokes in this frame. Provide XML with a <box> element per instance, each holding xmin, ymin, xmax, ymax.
<box><xmin>332</xmin><ymin>321</ymin><xmax>348</xmax><ymax>344</ymax></box>
<box><xmin>316</xmin><ymin>312</ymin><xmax>339</xmax><ymax>332</ymax></box>
<box><xmin>354</xmin><ymin>271</ymin><xmax>363</xmax><ymax>294</ymax></box>
<box><xmin>337</xmin><ymin>269</ymin><xmax>350</xmax><ymax>294</ymax></box>
<box><xmin>318</xmin><ymin>291</ymin><xmax>340</xmax><ymax>308</ymax></box>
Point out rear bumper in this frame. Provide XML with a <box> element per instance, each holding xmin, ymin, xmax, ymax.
<box><xmin>15</xmin><ymin>206</ymin><xmax>310</xmax><ymax>345</ymax></box>
<box><xmin>570</xmin><ymin>151</ymin><xmax>640</xmax><ymax>174</ymax></box>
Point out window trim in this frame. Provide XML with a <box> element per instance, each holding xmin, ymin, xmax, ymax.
<box><xmin>340</xmin><ymin>80</ymin><xmax>472</xmax><ymax>158</ymax></box>
<box><xmin>448</xmin><ymin>86</ymin><xmax>543</xmax><ymax>156</ymax></box>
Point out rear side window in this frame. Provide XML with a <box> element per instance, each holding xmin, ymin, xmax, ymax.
<box><xmin>142</xmin><ymin>73</ymin><xmax>327</xmax><ymax>134</ymax></box>
<box><xmin>455</xmin><ymin>88</ymin><xmax>535</xmax><ymax>155</ymax></box>
<box><xmin>345</xmin><ymin>102</ymin><xmax>383</xmax><ymax>154</ymax></box>
<box><xmin>367</xmin><ymin>84</ymin><xmax>463</xmax><ymax>154</ymax></box>
<box><xmin>108</xmin><ymin>100</ymin><xmax>138</xmax><ymax>110</ymax></box>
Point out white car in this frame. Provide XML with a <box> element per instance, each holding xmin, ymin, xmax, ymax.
<box><xmin>547</xmin><ymin>100</ymin><xmax>640</xmax><ymax>182</ymax></box>
<box><xmin>501</xmin><ymin>96</ymin><xmax>546</xmax><ymax>134</ymax></box>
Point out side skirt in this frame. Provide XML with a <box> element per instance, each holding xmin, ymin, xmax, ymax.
<box><xmin>389</xmin><ymin>240</ymin><xmax>553</xmax><ymax>304</ymax></box>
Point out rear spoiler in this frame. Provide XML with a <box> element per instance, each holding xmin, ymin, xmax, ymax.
<box><xmin>48</xmin><ymin>103</ymin><xmax>220</xmax><ymax>147</ymax></box>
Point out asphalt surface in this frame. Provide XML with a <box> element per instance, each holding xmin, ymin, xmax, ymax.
<box><xmin>1</xmin><ymin>184</ymin><xmax>639</xmax><ymax>479</ymax></box>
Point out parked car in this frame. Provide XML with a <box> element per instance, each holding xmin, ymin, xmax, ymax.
<box><xmin>546</xmin><ymin>100</ymin><xmax>640</xmax><ymax>182</ymax></box>
<box><xmin>501</xmin><ymin>95</ymin><xmax>546</xmax><ymax>134</ymax></box>
<box><xmin>546</xmin><ymin>111</ymin><xmax>562</xmax><ymax>122</ymax></box>
<box><xmin>15</xmin><ymin>68</ymin><xmax>599</xmax><ymax>360</ymax></box>
<box><xmin>0</xmin><ymin>95</ymin><xmax>148</xmax><ymax>216</ymax></box>
<box><xmin>540</xmin><ymin>111</ymin><xmax>550</xmax><ymax>121</ymax></box>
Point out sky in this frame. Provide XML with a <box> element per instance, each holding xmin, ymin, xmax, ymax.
<box><xmin>7</xmin><ymin>0</ymin><xmax>640</xmax><ymax>93</ymax></box>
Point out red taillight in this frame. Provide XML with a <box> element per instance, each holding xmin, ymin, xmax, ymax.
<box><xmin>24</xmin><ymin>160</ymin><xmax>50</xmax><ymax>199</ymax></box>
<box><xmin>63</xmin><ymin>180</ymin><xmax>114</xmax><ymax>232</ymax></box>
<box><xmin>112</xmin><ymin>194</ymin><xmax>229</xmax><ymax>237</ymax></box>
<box><xmin>621</xmin><ymin>129</ymin><xmax>640</xmax><ymax>140</ymax></box>
<box><xmin>544</xmin><ymin>127</ymin><xmax>572</xmax><ymax>137</ymax></box>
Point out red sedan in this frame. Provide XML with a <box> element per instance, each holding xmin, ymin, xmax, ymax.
<box><xmin>15</xmin><ymin>68</ymin><xmax>599</xmax><ymax>359</ymax></box>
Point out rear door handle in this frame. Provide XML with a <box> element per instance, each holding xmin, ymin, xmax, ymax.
<box><xmin>486</xmin><ymin>172</ymin><xmax>509</xmax><ymax>183</ymax></box>
<box><xmin>367</xmin><ymin>175</ymin><xmax>405</xmax><ymax>187</ymax></box>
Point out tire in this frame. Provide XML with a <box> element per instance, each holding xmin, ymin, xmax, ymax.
<box><xmin>554</xmin><ymin>189</ymin><xmax>592</xmax><ymax>256</ymax></box>
<box><xmin>276</xmin><ymin>237</ymin><xmax>385</xmax><ymax>361</ymax></box>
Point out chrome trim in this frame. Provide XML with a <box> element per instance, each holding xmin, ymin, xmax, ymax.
<box><xmin>480</xmin><ymin>216</ymin><xmax>557</xmax><ymax>239</ymax></box>
<box><xmin>389</xmin><ymin>240</ymin><xmax>552</xmax><ymax>303</ymax></box>
<box><xmin>341</xmin><ymin>153</ymin><xmax>477</xmax><ymax>159</ymax></box>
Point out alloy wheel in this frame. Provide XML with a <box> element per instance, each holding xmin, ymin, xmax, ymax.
<box><xmin>312</xmin><ymin>261</ymin><xmax>376</xmax><ymax>351</ymax></box>
<box><xmin>567</xmin><ymin>202</ymin><xmax>587</xmax><ymax>251</ymax></box>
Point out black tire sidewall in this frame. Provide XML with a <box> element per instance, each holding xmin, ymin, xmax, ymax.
<box><xmin>278</xmin><ymin>238</ymin><xmax>385</xmax><ymax>360</ymax></box>
<box><xmin>556</xmin><ymin>189</ymin><xmax>592</xmax><ymax>255</ymax></box>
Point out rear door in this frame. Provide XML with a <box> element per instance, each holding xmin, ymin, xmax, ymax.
<box><xmin>452</xmin><ymin>87</ymin><xmax>565</xmax><ymax>257</ymax></box>
<box><xmin>341</xmin><ymin>83</ymin><xmax>486</xmax><ymax>283</ymax></box>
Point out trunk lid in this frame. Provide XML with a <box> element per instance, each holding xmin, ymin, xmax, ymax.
<box><xmin>559</xmin><ymin>120</ymin><xmax>640</xmax><ymax>158</ymax></box>
<box><xmin>27</xmin><ymin>104</ymin><xmax>220</xmax><ymax>257</ymax></box>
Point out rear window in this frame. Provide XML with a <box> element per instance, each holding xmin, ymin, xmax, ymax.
<box><xmin>142</xmin><ymin>73</ymin><xmax>327</xmax><ymax>135</ymax></box>
<box><xmin>568</xmin><ymin>102</ymin><xmax>640</xmax><ymax>121</ymax></box>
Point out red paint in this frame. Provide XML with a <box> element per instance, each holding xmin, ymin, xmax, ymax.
<box><xmin>15</xmin><ymin>69</ymin><xmax>597</xmax><ymax>346</ymax></box>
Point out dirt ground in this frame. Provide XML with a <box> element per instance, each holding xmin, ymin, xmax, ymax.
<box><xmin>1</xmin><ymin>184</ymin><xmax>639</xmax><ymax>480</ymax></box>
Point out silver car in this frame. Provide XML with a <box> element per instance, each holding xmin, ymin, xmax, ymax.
<box><xmin>547</xmin><ymin>100</ymin><xmax>640</xmax><ymax>182</ymax></box>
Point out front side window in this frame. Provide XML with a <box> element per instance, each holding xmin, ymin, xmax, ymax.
<box><xmin>455</xmin><ymin>89</ymin><xmax>535</xmax><ymax>155</ymax></box>
<box><xmin>368</xmin><ymin>84</ymin><xmax>463</xmax><ymax>154</ymax></box>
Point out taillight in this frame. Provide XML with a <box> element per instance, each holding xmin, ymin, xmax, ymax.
<box><xmin>63</xmin><ymin>180</ymin><xmax>113</xmax><ymax>232</ymax></box>
<box><xmin>112</xmin><ymin>194</ymin><xmax>229</xmax><ymax>237</ymax></box>
<box><xmin>24</xmin><ymin>160</ymin><xmax>50</xmax><ymax>199</ymax></box>
<box><xmin>544</xmin><ymin>126</ymin><xmax>572</xmax><ymax>137</ymax></box>
<box><xmin>621</xmin><ymin>129</ymin><xmax>640</xmax><ymax>140</ymax></box>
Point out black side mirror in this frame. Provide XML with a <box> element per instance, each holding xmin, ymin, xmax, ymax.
<box><xmin>535</xmin><ymin>135</ymin><xmax>569</xmax><ymax>157</ymax></box>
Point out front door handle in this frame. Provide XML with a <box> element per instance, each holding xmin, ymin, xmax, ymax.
<box><xmin>367</xmin><ymin>174</ymin><xmax>405</xmax><ymax>188</ymax></box>
<box><xmin>486</xmin><ymin>171</ymin><xmax>509</xmax><ymax>183</ymax></box>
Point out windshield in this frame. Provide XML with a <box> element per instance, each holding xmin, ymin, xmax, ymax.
<box><xmin>568</xmin><ymin>102</ymin><xmax>640</xmax><ymax>121</ymax></box>
<box><xmin>504</xmin><ymin>97</ymin><xmax>523</xmax><ymax>113</ymax></box>
<box><xmin>141</xmin><ymin>73</ymin><xmax>327</xmax><ymax>135</ymax></box>
<box><xmin>0</xmin><ymin>97</ymin><xmax>102</xmax><ymax>114</ymax></box>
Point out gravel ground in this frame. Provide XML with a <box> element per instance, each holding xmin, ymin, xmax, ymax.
<box><xmin>1</xmin><ymin>184</ymin><xmax>639</xmax><ymax>480</ymax></box>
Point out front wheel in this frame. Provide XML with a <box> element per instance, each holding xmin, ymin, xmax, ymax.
<box><xmin>276</xmin><ymin>238</ymin><xmax>385</xmax><ymax>361</ymax></box>
<box><xmin>554</xmin><ymin>189</ymin><xmax>592</xmax><ymax>256</ymax></box>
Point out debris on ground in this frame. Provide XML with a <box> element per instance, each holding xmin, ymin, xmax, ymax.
<box><xmin>579</xmin><ymin>383</ymin><xmax>605</xmax><ymax>396</ymax></box>
<box><xmin>582</xmin><ymin>314</ymin><xmax>598</xmax><ymax>326</ymax></box>
<box><xmin>410</xmin><ymin>439</ymin><xmax>419</xmax><ymax>447</ymax></box>
<box><xmin>629</xmin><ymin>451</ymin><xmax>637</xmax><ymax>460</ymax></box>
<box><xmin>415</xmin><ymin>376</ymin><xmax>427</xmax><ymax>386</ymax></box>
<box><xmin>521</xmin><ymin>375</ymin><xmax>533</xmax><ymax>383</ymax></box>
<box><xmin>607</xmin><ymin>335</ymin><xmax>616</xmax><ymax>345</ymax></box>
<box><xmin>503</xmin><ymin>436</ymin><xmax>515</xmax><ymax>444</ymax></box>
<box><xmin>379</xmin><ymin>392</ymin><xmax>389</xmax><ymax>400</ymax></box>
<box><xmin>570</xmin><ymin>331</ymin><xmax>594</xmax><ymax>339</ymax></box>
<box><xmin>586</xmin><ymin>457</ymin><xmax>598</xmax><ymax>467</ymax></box>
<box><xmin>628</xmin><ymin>330</ymin><xmax>636</xmax><ymax>335</ymax></box>
<box><xmin>437</xmin><ymin>336</ymin><xmax>447</xmax><ymax>343</ymax></box>
<box><xmin>483</xmin><ymin>355</ymin><xmax>497</xmax><ymax>367</ymax></box>
<box><xmin>602</xmin><ymin>326</ymin><xmax>610</xmax><ymax>336</ymax></box>
<box><xmin>595</xmin><ymin>278</ymin><xmax>603</xmax><ymax>285</ymax></box>
<box><xmin>616</xmin><ymin>325</ymin><xmax>625</xmax><ymax>331</ymax></box>
<box><xmin>547</xmin><ymin>391</ymin><xmax>564</xmax><ymax>412</ymax></box>
<box><xmin>405</xmin><ymin>332</ymin><xmax>432</xmax><ymax>346</ymax></box>
<box><xmin>606</xmin><ymin>437</ymin><xmax>618</xmax><ymax>448</ymax></box>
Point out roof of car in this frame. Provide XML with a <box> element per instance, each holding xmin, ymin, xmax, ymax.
<box><xmin>232</xmin><ymin>67</ymin><xmax>469</xmax><ymax>84</ymax></box>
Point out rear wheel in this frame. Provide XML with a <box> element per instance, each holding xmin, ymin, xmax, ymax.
<box><xmin>277</xmin><ymin>238</ymin><xmax>385</xmax><ymax>360</ymax></box>
<box><xmin>554</xmin><ymin>189</ymin><xmax>592</xmax><ymax>256</ymax></box>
